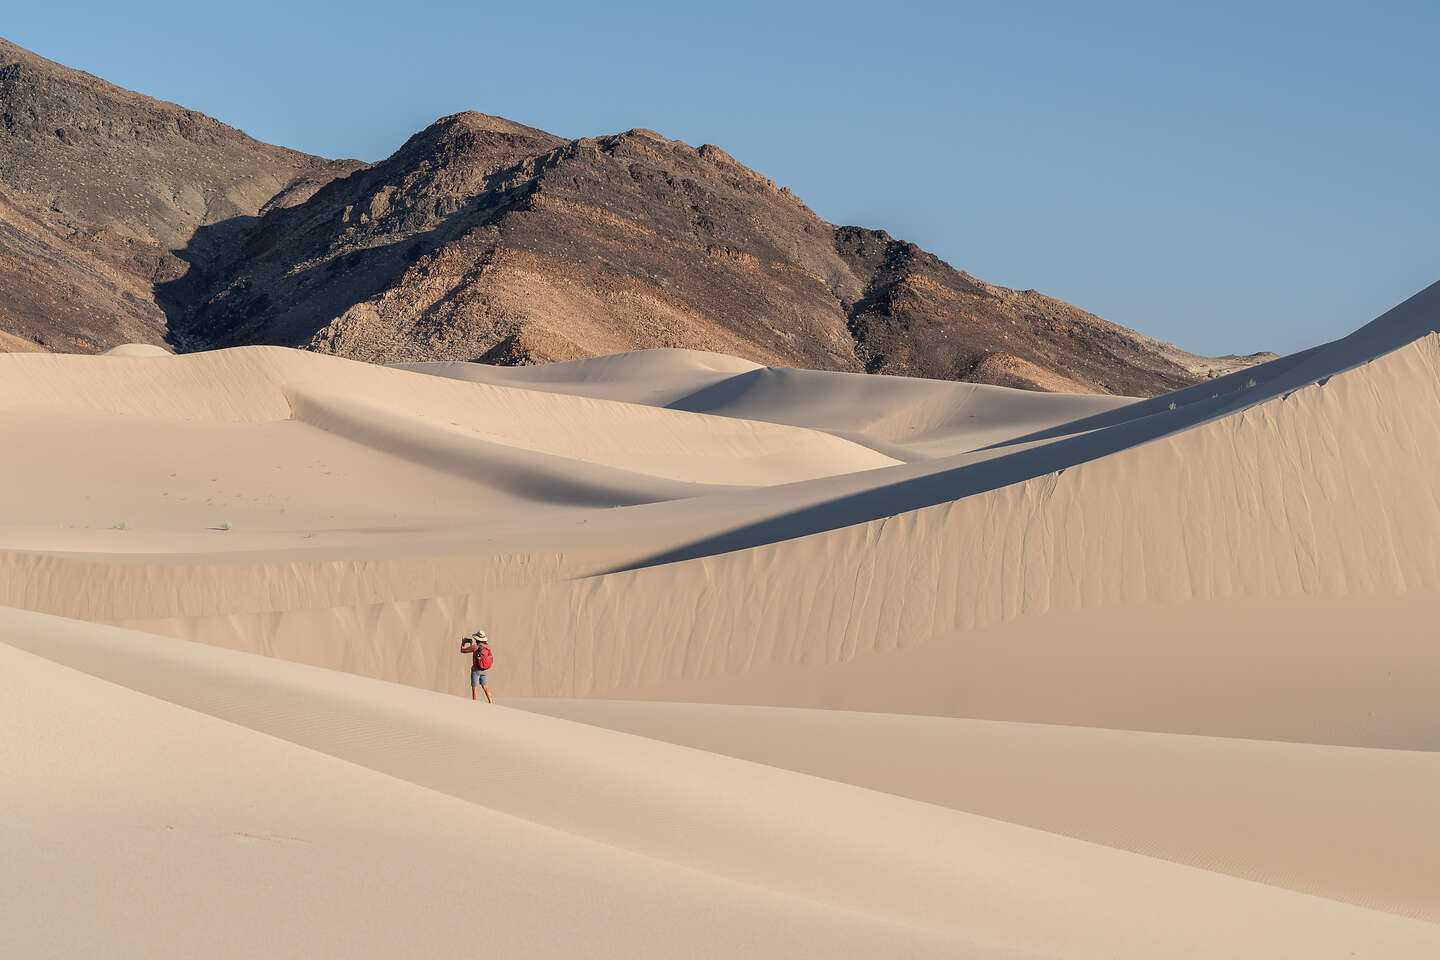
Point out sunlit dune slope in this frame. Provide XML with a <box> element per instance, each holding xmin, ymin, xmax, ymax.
<box><xmin>0</xmin><ymin>612</ymin><xmax>990</xmax><ymax>960</ymax></box>
<box><xmin>3</xmin><ymin>284</ymin><xmax>1436</xmax><ymax>753</ymax></box>
<box><xmin>514</xmin><ymin>697</ymin><xmax>1440</xmax><ymax>920</ymax></box>
<box><xmin>0</xmin><ymin>346</ymin><xmax>896</xmax><ymax>484</ymax></box>
<box><xmin>5</xmin><ymin>607</ymin><xmax>1437</xmax><ymax>959</ymax></box>
<box><xmin>0</xmin><ymin>345</ymin><xmax>903</xmax><ymax>556</ymax></box>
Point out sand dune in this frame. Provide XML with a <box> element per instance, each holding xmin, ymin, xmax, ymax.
<box><xmin>99</xmin><ymin>342</ymin><xmax>172</xmax><ymax>357</ymax></box>
<box><xmin>5</xmin><ymin>283</ymin><xmax>1440</xmax><ymax>953</ymax></box>
<box><xmin>513</xmin><ymin>697</ymin><xmax>1440</xmax><ymax>919</ymax></box>
<box><xmin>403</xmin><ymin>349</ymin><xmax>1133</xmax><ymax>460</ymax></box>
<box><xmin>5</xmin><ymin>285</ymin><xmax>1437</xmax><ymax>743</ymax></box>
<box><xmin>397</xmin><ymin>347</ymin><xmax>763</xmax><ymax>405</ymax></box>
<box><xmin>6</xmin><ymin>607</ymin><xmax>1439</xmax><ymax>958</ymax></box>
<box><xmin>289</xmin><ymin>389</ymin><xmax>731</xmax><ymax>506</ymax></box>
<box><xmin>0</xmin><ymin>617</ymin><xmax>992</xmax><ymax>960</ymax></box>
<box><xmin>0</xmin><ymin>346</ymin><xmax>897</xmax><ymax>484</ymax></box>
<box><xmin>0</xmin><ymin>328</ymin><xmax>44</xmax><ymax>353</ymax></box>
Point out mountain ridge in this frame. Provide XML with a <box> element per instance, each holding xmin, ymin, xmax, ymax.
<box><xmin>0</xmin><ymin>38</ymin><xmax>1271</xmax><ymax>393</ymax></box>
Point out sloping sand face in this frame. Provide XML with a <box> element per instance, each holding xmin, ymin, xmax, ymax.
<box><xmin>513</xmin><ymin>696</ymin><xmax>1440</xmax><ymax>920</ymax></box>
<box><xmin>5</xmin><ymin>284</ymin><xmax>1437</xmax><ymax>741</ymax></box>
<box><xmin>6</xmin><ymin>607</ymin><xmax>1440</xmax><ymax>958</ymax></box>
<box><xmin>401</xmin><ymin>349</ymin><xmax>1135</xmax><ymax>459</ymax></box>
<box><xmin>0</xmin><ymin>612</ymin><xmax>998</xmax><ymax>960</ymax></box>
<box><xmin>4</xmin><ymin>283</ymin><xmax>1440</xmax><ymax>953</ymax></box>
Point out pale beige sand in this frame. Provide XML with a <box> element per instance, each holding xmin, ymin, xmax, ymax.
<box><xmin>0</xmin><ymin>328</ymin><xmax>45</xmax><ymax>352</ymax></box>
<box><xmin>398</xmin><ymin>347</ymin><xmax>764</xmax><ymax>405</ymax></box>
<box><xmin>401</xmin><ymin>349</ymin><xmax>1134</xmax><ymax>459</ymax></box>
<box><xmin>99</xmin><ymin>342</ymin><xmax>172</xmax><ymax>357</ymax></box>
<box><xmin>4</xmin><ymin>283</ymin><xmax>1440</xmax><ymax>953</ymax></box>
<box><xmin>6</xmin><ymin>606</ymin><xmax>1439</xmax><ymax>959</ymax></box>
<box><xmin>596</xmin><ymin>589</ymin><xmax>1440</xmax><ymax>749</ymax></box>
<box><xmin>0</xmin><ymin>619</ymin><xmax>996</xmax><ymax>960</ymax></box>
<box><xmin>512</xmin><ymin>697</ymin><xmax>1440</xmax><ymax>919</ymax></box>
<box><xmin>0</xmin><ymin>346</ymin><xmax>897</xmax><ymax>485</ymax></box>
<box><xmin>6</xmin><ymin>301</ymin><xmax>1436</xmax><ymax>751</ymax></box>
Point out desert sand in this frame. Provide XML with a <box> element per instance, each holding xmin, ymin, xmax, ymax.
<box><xmin>4</xmin><ymin>280</ymin><xmax>1440</xmax><ymax>955</ymax></box>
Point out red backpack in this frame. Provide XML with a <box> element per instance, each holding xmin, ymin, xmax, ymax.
<box><xmin>477</xmin><ymin>644</ymin><xmax>494</xmax><ymax>671</ymax></box>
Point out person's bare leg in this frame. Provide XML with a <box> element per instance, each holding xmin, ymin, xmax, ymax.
<box><xmin>472</xmin><ymin>685</ymin><xmax>478</xmax><ymax>701</ymax></box>
<box><xmin>483</xmin><ymin>685</ymin><xmax>493</xmax><ymax>704</ymax></box>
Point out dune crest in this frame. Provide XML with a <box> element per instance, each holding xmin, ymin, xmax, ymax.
<box><xmin>99</xmin><ymin>343</ymin><xmax>172</xmax><ymax>357</ymax></box>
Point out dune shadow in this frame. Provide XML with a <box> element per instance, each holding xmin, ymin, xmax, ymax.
<box><xmin>603</xmin><ymin>277</ymin><xmax>1440</xmax><ymax>575</ymax></box>
<box><xmin>601</xmin><ymin>395</ymin><xmax>1212</xmax><ymax>573</ymax></box>
<box><xmin>663</xmin><ymin>368</ymin><xmax>766</xmax><ymax>413</ymax></box>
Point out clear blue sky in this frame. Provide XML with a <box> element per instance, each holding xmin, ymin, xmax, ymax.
<box><xmin>8</xmin><ymin>1</ymin><xmax>1437</xmax><ymax>356</ymax></box>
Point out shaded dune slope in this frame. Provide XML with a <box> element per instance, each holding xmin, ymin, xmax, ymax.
<box><xmin>403</xmin><ymin>350</ymin><xmax>1134</xmax><ymax>460</ymax></box>
<box><xmin>0</xmin><ymin>346</ymin><xmax>896</xmax><ymax>488</ymax></box>
<box><xmin>289</xmin><ymin>390</ymin><xmax>730</xmax><ymax>506</ymax></box>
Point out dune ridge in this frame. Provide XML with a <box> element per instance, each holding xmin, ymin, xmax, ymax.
<box><xmin>5</xmin><ymin>282</ymin><xmax>1440</xmax><ymax>955</ymax></box>
<box><xmin>289</xmin><ymin>390</ymin><xmax>729</xmax><ymax>506</ymax></box>
<box><xmin>6</xmin><ymin>606</ymin><xmax>1439</xmax><ymax>958</ymax></box>
<box><xmin>513</xmin><ymin>697</ymin><xmax>1440</xmax><ymax>919</ymax></box>
<box><xmin>2</xmin><ymin>285</ymin><xmax>1437</xmax><ymax>749</ymax></box>
<box><xmin>0</xmin><ymin>346</ymin><xmax>896</xmax><ymax>484</ymax></box>
<box><xmin>0</xmin><ymin>619</ymin><xmax>1000</xmax><ymax>960</ymax></box>
<box><xmin>402</xmin><ymin>350</ymin><xmax>1137</xmax><ymax>461</ymax></box>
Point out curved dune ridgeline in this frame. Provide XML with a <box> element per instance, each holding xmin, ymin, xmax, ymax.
<box><xmin>3</xmin><ymin>285</ymin><xmax>1439</xmax><ymax>749</ymax></box>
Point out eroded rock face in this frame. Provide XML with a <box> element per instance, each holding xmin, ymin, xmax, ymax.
<box><xmin>177</xmin><ymin>116</ymin><xmax>1236</xmax><ymax>394</ymax></box>
<box><xmin>1</xmin><ymin>37</ymin><xmax>1263</xmax><ymax>392</ymax></box>
<box><xmin>0</xmin><ymin>37</ymin><xmax>354</xmax><ymax>352</ymax></box>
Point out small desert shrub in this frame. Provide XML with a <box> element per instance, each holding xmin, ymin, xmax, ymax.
<box><xmin>218</xmin><ymin>521</ymin><xmax>232</xmax><ymax>531</ymax></box>
<box><xmin>1168</xmin><ymin>401</ymin><xmax>1177</xmax><ymax>410</ymax></box>
<box><xmin>112</xmin><ymin>520</ymin><xmax>128</xmax><ymax>531</ymax></box>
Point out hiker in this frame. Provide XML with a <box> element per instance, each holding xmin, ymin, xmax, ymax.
<box><xmin>460</xmin><ymin>630</ymin><xmax>494</xmax><ymax>702</ymax></box>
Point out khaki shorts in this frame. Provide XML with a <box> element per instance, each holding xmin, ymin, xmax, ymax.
<box><xmin>471</xmin><ymin>669</ymin><xmax>489</xmax><ymax>687</ymax></box>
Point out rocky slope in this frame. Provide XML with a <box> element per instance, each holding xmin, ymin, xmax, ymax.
<box><xmin>0</xmin><ymin>37</ymin><xmax>354</xmax><ymax>351</ymax></box>
<box><xmin>1</xmin><ymin>37</ymin><xmax>1266</xmax><ymax>392</ymax></box>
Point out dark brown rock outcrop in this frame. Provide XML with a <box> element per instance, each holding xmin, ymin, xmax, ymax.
<box><xmin>0</xmin><ymin>37</ymin><xmax>354</xmax><ymax>351</ymax></box>
<box><xmin>2</xmin><ymin>37</ymin><xmax>1269</xmax><ymax>391</ymax></box>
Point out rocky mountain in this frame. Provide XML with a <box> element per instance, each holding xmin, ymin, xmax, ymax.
<box><xmin>0</xmin><ymin>37</ymin><xmax>354</xmax><ymax>351</ymax></box>
<box><xmin>0</xmin><ymin>37</ymin><xmax>1267</xmax><ymax>393</ymax></box>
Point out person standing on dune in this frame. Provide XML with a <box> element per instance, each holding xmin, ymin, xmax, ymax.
<box><xmin>460</xmin><ymin>631</ymin><xmax>494</xmax><ymax>703</ymax></box>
